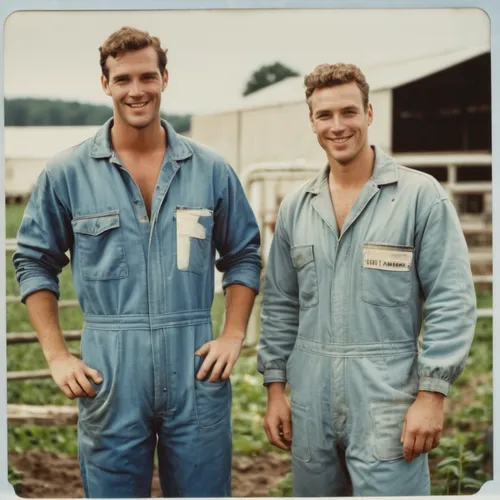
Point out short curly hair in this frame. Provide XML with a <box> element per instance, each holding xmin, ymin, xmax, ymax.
<box><xmin>99</xmin><ymin>26</ymin><xmax>168</xmax><ymax>80</ymax></box>
<box><xmin>304</xmin><ymin>63</ymin><xmax>369</xmax><ymax>111</ymax></box>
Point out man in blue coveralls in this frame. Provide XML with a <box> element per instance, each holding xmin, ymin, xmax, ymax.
<box><xmin>257</xmin><ymin>63</ymin><xmax>477</xmax><ymax>496</ymax></box>
<box><xmin>13</xmin><ymin>27</ymin><xmax>261</xmax><ymax>498</ymax></box>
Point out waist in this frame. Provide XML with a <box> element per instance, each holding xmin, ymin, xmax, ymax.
<box><xmin>294</xmin><ymin>337</ymin><xmax>417</xmax><ymax>357</ymax></box>
<box><xmin>83</xmin><ymin>309</ymin><xmax>212</xmax><ymax>330</ymax></box>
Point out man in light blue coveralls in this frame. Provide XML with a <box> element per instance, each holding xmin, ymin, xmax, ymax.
<box><xmin>258</xmin><ymin>63</ymin><xmax>476</xmax><ymax>496</ymax></box>
<box><xmin>13</xmin><ymin>27</ymin><xmax>261</xmax><ymax>498</ymax></box>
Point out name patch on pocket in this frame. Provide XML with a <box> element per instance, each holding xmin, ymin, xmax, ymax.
<box><xmin>363</xmin><ymin>244</ymin><xmax>413</xmax><ymax>271</ymax></box>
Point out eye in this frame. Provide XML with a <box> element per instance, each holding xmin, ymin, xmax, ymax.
<box><xmin>344</xmin><ymin>110</ymin><xmax>356</xmax><ymax>116</ymax></box>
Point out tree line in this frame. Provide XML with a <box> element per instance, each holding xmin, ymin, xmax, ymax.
<box><xmin>4</xmin><ymin>98</ymin><xmax>191</xmax><ymax>133</ymax></box>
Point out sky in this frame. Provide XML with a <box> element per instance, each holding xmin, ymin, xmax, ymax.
<box><xmin>3</xmin><ymin>8</ymin><xmax>490</xmax><ymax>116</ymax></box>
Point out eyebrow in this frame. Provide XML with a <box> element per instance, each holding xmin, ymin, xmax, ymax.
<box><xmin>112</xmin><ymin>71</ymin><xmax>159</xmax><ymax>82</ymax></box>
<box><xmin>314</xmin><ymin>105</ymin><xmax>359</xmax><ymax>116</ymax></box>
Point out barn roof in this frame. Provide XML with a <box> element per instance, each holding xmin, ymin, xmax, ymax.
<box><xmin>198</xmin><ymin>44</ymin><xmax>489</xmax><ymax>116</ymax></box>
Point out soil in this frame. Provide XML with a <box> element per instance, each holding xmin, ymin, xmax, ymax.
<box><xmin>9</xmin><ymin>450</ymin><xmax>290</xmax><ymax>498</ymax></box>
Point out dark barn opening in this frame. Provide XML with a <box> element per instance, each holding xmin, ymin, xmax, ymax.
<box><xmin>392</xmin><ymin>53</ymin><xmax>491</xmax><ymax>154</ymax></box>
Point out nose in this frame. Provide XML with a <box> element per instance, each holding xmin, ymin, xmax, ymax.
<box><xmin>330</xmin><ymin>115</ymin><xmax>346</xmax><ymax>134</ymax></box>
<box><xmin>128</xmin><ymin>80</ymin><xmax>144</xmax><ymax>97</ymax></box>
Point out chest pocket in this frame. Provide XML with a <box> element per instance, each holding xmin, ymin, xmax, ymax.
<box><xmin>175</xmin><ymin>207</ymin><xmax>214</xmax><ymax>274</ymax></box>
<box><xmin>361</xmin><ymin>242</ymin><xmax>413</xmax><ymax>307</ymax></box>
<box><xmin>291</xmin><ymin>245</ymin><xmax>319</xmax><ymax>309</ymax></box>
<box><xmin>71</xmin><ymin>211</ymin><xmax>128</xmax><ymax>281</ymax></box>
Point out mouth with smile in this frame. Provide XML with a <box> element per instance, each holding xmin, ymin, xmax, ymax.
<box><xmin>331</xmin><ymin>135</ymin><xmax>353</xmax><ymax>144</ymax></box>
<box><xmin>126</xmin><ymin>101</ymin><xmax>149</xmax><ymax>109</ymax></box>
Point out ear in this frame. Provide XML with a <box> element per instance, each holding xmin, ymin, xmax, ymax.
<box><xmin>101</xmin><ymin>74</ymin><xmax>111</xmax><ymax>97</ymax></box>
<box><xmin>367</xmin><ymin>103</ymin><xmax>373</xmax><ymax>126</ymax></box>
<box><xmin>161</xmin><ymin>69</ymin><xmax>169</xmax><ymax>92</ymax></box>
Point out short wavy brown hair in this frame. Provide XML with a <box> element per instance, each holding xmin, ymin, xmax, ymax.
<box><xmin>99</xmin><ymin>26</ymin><xmax>168</xmax><ymax>80</ymax></box>
<box><xmin>304</xmin><ymin>63</ymin><xmax>369</xmax><ymax>111</ymax></box>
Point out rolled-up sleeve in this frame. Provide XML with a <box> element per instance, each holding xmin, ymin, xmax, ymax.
<box><xmin>257</xmin><ymin>204</ymin><xmax>300</xmax><ymax>385</ymax></box>
<box><xmin>213</xmin><ymin>163</ymin><xmax>261</xmax><ymax>293</ymax></box>
<box><xmin>415</xmin><ymin>198</ymin><xmax>477</xmax><ymax>396</ymax></box>
<box><xmin>13</xmin><ymin>168</ymin><xmax>72</xmax><ymax>303</ymax></box>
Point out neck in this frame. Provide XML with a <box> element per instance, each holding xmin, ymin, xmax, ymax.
<box><xmin>111</xmin><ymin>115</ymin><xmax>166</xmax><ymax>154</ymax></box>
<box><xmin>328</xmin><ymin>144</ymin><xmax>375</xmax><ymax>188</ymax></box>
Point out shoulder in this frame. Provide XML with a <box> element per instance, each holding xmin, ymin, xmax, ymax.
<box><xmin>396</xmin><ymin>164</ymin><xmax>447</xmax><ymax>201</ymax></box>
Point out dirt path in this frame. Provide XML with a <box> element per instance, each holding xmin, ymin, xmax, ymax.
<box><xmin>9</xmin><ymin>450</ymin><xmax>290</xmax><ymax>498</ymax></box>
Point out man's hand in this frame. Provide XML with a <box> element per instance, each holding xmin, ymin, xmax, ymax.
<box><xmin>48</xmin><ymin>352</ymin><xmax>102</xmax><ymax>400</ymax></box>
<box><xmin>401</xmin><ymin>391</ymin><xmax>444</xmax><ymax>462</ymax></box>
<box><xmin>263</xmin><ymin>383</ymin><xmax>292</xmax><ymax>451</ymax></box>
<box><xmin>194</xmin><ymin>331</ymin><xmax>244</xmax><ymax>382</ymax></box>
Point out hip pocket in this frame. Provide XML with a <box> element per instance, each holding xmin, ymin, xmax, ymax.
<box><xmin>371</xmin><ymin>402</ymin><xmax>410</xmax><ymax>461</ymax></box>
<box><xmin>290</xmin><ymin>400</ymin><xmax>311</xmax><ymax>463</ymax></box>
<box><xmin>78</xmin><ymin>329</ymin><xmax>122</xmax><ymax>432</ymax></box>
<box><xmin>361</xmin><ymin>242</ymin><xmax>413</xmax><ymax>307</ymax></box>
<box><xmin>193</xmin><ymin>355</ymin><xmax>231</xmax><ymax>428</ymax></box>
<box><xmin>175</xmin><ymin>207</ymin><xmax>214</xmax><ymax>275</ymax></box>
<box><xmin>291</xmin><ymin>245</ymin><xmax>319</xmax><ymax>309</ymax></box>
<box><xmin>72</xmin><ymin>210</ymin><xmax>128</xmax><ymax>281</ymax></box>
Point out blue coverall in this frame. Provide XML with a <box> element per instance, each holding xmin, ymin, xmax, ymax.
<box><xmin>257</xmin><ymin>146</ymin><xmax>476</xmax><ymax>496</ymax></box>
<box><xmin>13</xmin><ymin>119</ymin><xmax>262</xmax><ymax>498</ymax></box>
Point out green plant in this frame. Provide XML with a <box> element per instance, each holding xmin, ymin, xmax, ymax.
<box><xmin>8</xmin><ymin>465</ymin><xmax>23</xmax><ymax>487</ymax></box>
<box><xmin>269</xmin><ymin>471</ymin><xmax>293</xmax><ymax>497</ymax></box>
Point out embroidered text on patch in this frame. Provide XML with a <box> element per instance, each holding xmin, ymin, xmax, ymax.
<box><xmin>363</xmin><ymin>245</ymin><xmax>413</xmax><ymax>272</ymax></box>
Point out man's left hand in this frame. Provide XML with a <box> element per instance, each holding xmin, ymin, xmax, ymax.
<box><xmin>401</xmin><ymin>391</ymin><xmax>445</xmax><ymax>462</ymax></box>
<box><xmin>194</xmin><ymin>331</ymin><xmax>245</xmax><ymax>382</ymax></box>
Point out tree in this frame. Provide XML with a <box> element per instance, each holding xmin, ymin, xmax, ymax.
<box><xmin>243</xmin><ymin>62</ymin><xmax>300</xmax><ymax>96</ymax></box>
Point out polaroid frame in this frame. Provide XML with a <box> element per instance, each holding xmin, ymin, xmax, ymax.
<box><xmin>0</xmin><ymin>0</ymin><xmax>498</xmax><ymax>498</ymax></box>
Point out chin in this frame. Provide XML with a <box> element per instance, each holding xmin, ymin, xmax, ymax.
<box><xmin>127</xmin><ymin>118</ymin><xmax>154</xmax><ymax>130</ymax></box>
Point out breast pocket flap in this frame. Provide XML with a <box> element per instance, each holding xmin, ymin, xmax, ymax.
<box><xmin>72</xmin><ymin>213</ymin><xmax>120</xmax><ymax>237</ymax></box>
<box><xmin>291</xmin><ymin>245</ymin><xmax>315</xmax><ymax>270</ymax></box>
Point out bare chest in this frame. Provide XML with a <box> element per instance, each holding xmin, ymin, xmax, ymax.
<box><xmin>119</xmin><ymin>151</ymin><xmax>165</xmax><ymax>218</ymax></box>
<box><xmin>329</xmin><ymin>187</ymin><xmax>362</xmax><ymax>234</ymax></box>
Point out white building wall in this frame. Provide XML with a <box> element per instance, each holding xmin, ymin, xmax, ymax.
<box><xmin>190</xmin><ymin>111</ymin><xmax>240</xmax><ymax>171</ymax></box>
<box><xmin>368</xmin><ymin>89</ymin><xmax>392</xmax><ymax>153</ymax></box>
<box><xmin>5</xmin><ymin>158</ymin><xmax>46</xmax><ymax>197</ymax></box>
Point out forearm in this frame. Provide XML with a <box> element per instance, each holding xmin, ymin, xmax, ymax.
<box><xmin>267</xmin><ymin>381</ymin><xmax>286</xmax><ymax>395</ymax></box>
<box><xmin>220</xmin><ymin>283</ymin><xmax>257</xmax><ymax>341</ymax></box>
<box><xmin>25</xmin><ymin>290</ymin><xmax>69</xmax><ymax>364</ymax></box>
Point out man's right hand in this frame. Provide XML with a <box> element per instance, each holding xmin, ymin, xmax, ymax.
<box><xmin>263</xmin><ymin>382</ymin><xmax>292</xmax><ymax>451</ymax></box>
<box><xmin>48</xmin><ymin>352</ymin><xmax>102</xmax><ymax>400</ymax></box>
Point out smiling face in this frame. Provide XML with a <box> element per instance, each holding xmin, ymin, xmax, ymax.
<box><xmin>309</xmin><ymin>81</ymin><xmax>373</xmax><ymax>166</ymax></box>
<box><xmin>101</xmin><ymin>46</ymin><xmax>168</xmax><ymax>130</ymax></box>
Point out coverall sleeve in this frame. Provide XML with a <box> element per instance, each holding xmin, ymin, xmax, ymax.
<box><xmin>257</xmin><ymin>207</ymin><xmax>300</xmax><ymax>385</ymax></box>
<box><xmin>213</xmin><ymin>163</ymin><xmax>262</xmax><ymax>293</ymax></box>
<box><xmin>415</xmin><ymin>198</ymin><xmax>477</xmax><ymax>396</ymax></box>
<box><xmin>12</xmin><ymin>168</ymin><xmax>72</xmax><ymax>303</ymax></box>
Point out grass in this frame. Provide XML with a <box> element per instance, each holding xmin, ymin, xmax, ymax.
<box><xmin>5</xmin><ymin>202</ymin><xmax>493</xmax><ymax>495</ymax></box>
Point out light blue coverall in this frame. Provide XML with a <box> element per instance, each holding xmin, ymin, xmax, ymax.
<box><xmin>13</xmin><ymin>119</ymin><xmax>261</xmax><ymax>498</ymax></box>
<box><xmin>257</xmin><ymin>146</ymin><xmax>476</xmax><ymax>496</ymax></box>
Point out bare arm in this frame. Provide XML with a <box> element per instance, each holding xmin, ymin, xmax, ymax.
<box><xmin>26</xmin><ymin>290</ymin><xmax>68</xmax><ymax>364</ymax></box>
<box><xmin>220</xmin><ymin>283</ymin><xmax>257</xmax><ymax>341</ymax></box>
<box><xmin>26</xmin><ymin>290</ymin><xmax>102</xmax><ymax>399</ymax></box>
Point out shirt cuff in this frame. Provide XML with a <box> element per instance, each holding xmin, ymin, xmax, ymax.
<box><xmin>418</xmin><ymin>376</ymin><xmax>450</xmax><ymax>396</ymax></box>
<box><xmin>19</xmin><ymin>276</ymin><xmax>60</xmax><ymax>304</ymax></box>
<box><xmin>263</xmin><ymin>368</ymin><xmax>287</xmax><ymax>386</ymax></box>
<box><xmin>222</xmin><ymin>265</ymin><xmax>261</xmax><ymax>294</ymax></box>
